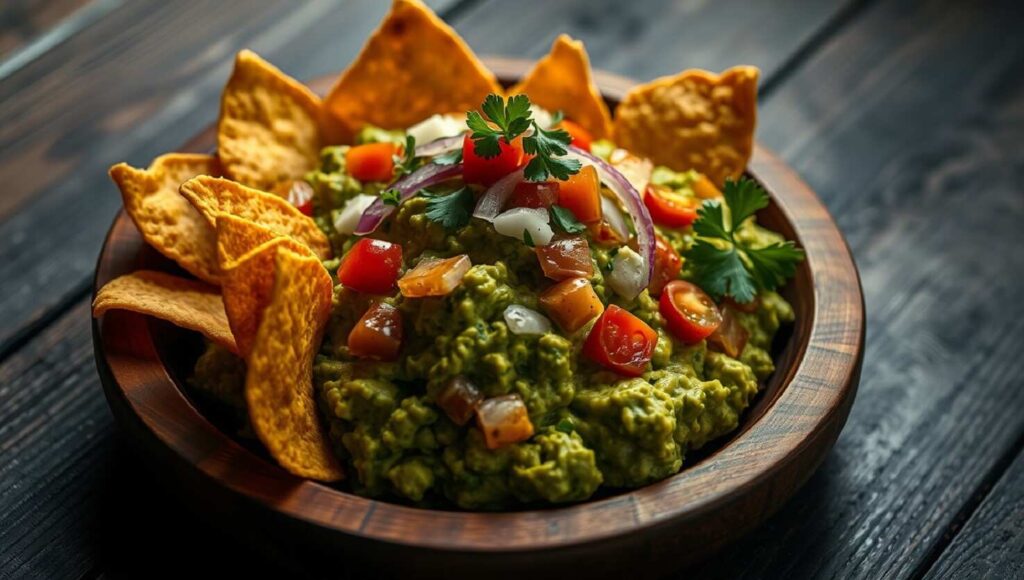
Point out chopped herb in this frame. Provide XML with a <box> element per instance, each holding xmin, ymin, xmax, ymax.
<box><xmin>687</xmin><ymin>178</ymin><xmax>805</xmax><ymax>303</ymax></box>
<box><xmin>523</xmin><ymin>229</ymin><xmax>535</xmax><ymax>247</ymax></box>
<box><xmin>522</xmin><ymin>121</ymin><xmax>581</xmax><ymax>181</ymax></box>
<box><xmin>393</xmin><ymin>134</ymin><xmax>418</xmax><ymax>177</ymax></box>
<box><xmin>434</xmin><ymin>148</ymin><xmax>463</xmax><ymax>166</ymax></box>
<box><xmin>550</xmin><ymin>204</ymin><xmax>586</xmax><ymax>234</ymax></box>
<box><xmin>555</xmin><ymin>418</ymin><xmax>575</xmax><ymax>434</ymax></box>
<box><xmin>380</xmin><ymin>189</ymin><xmax>401</xmax><ymax>206</ymax></box>
<box><xmin>604</xmin><ymin>247</ymin><xmax>619</xmax><ymax>273</ymax></box>
<box><xmin>424</xmin><ymin>187</ymin><xmax>474</xmax><ymax>232</ymax></box>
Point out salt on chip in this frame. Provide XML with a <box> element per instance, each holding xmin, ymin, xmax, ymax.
<box><xmin>93</xmin><ymin>270</ymin><xmax>237</xmax><ymax>353</ymax></box>
<box><xmin>323</xmin><ymin>0</ymin><xmax>501</xmax><ymax>132</ymax></box>
<box><xmin>613</xmin><ymin>66</ymin><xmax>759</xmax><ymax>186</ymax></box>
<box><xmin>179</xmin><ymin>175</ymin><xmax>332</xmax><ymax>260</ymax></box>
<box><xmin>219</xmin><ymin>50</ymin><xmax>324</xmax><ymax>192</ymax></box>
<box><xmin>109</xmin><ymin>155</ymin><xmax>222</xmax><ymax>285</ymax></box>
<box><xmin>245</xmin><ymin>246</ymin><xmax>343</xmax><ymax>481</ymax></box>
<box><xmin>508</xmin><ymin>34</ymin><xmax>613</xmax><ymax>139</ymax></box>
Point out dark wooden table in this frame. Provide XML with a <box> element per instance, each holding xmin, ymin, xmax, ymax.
<box><xmin>1</xmin><ymin>0</ymin><xmax>1022</xmax><ymax>578</ymax></box>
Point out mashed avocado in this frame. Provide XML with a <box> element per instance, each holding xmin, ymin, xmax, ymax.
<box><xmin>190</xmin><ymin>133</ymin><xmax>795</xmax><ymax>509</ymax></box>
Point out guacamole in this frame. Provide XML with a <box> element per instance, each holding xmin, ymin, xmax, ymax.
<box><xmin>191</xmin><ymin>125</ymin><xmax>795</xmax><ymax>509</ymax></box>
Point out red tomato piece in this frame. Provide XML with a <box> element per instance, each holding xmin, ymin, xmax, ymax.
<box><xmin>337</xmin><ymin>238</ymin><xmax>403</xmax><ymax>294</ymax></box>
<box><xmin>659</xmin><ymin>280</ymin><xmax>723</xmax><ymax>343</ymax></box>
<box><xmin>582</xmin><ymin>305</ymin><xmax>658</xmax><ymax>377</ymax></box>
<box><xmin>272</xmin><ymin>180</ymin><xmax>315</xmax><ymax>216</ymax></box>
<box><xmin>397</xmin><ymin>255</ymin><xmax>472</xmax><ymax>298</ymax></box>
<box><xmin>647</xmin><ymin>235</ymin><xmax>683</xmax><ymax>296</ymax></box>
<box><xmin>536</xmin><ymin>236</ymin><xmax>594</xmax><ymax>280</ymax></box>
<box><xmin>706</xmin><ymin>306</ymin><xmax>750</xmax><ymax>358</ymax></box>
<box><xmin>436</xmin><ymin>376</ymin><xmax>484</xmax><ymax>426</ymax></box>
<box><xmin>509</xmin><ymin>181</ymin><xmax>559</xmax><ymax>208</ymax></box>
<box><xmin>557</xmin><ymin>165</ymin><xmax>602</xmax><ymax>224</ymax></box>
<box><xmin>462</xmin><ymin>133</ymin><xmax>527</xmax><ymax>186</ymax></box>
<box><xmin>559</xmin><ymin>119</ymin><xmax>593</xmax><ymax>152</ymax></box>
<box><xmin>539</xmin><ymin>277</ymin><xmax>604</xmax><ymax>333</ymax></box>
<box><xmin>346</xmin><ymin>142</ymin><xmax>398</xmax><ymax>182</ymax></box>
<box><xmin>644</xmin><ymin>184</ymin><xmax>699</xmax><ymax>228</ymax></box>
<box><xmin>348</xmin><ymin>302</ymin><xmax>403</xmax><ymax>361</ymax></box>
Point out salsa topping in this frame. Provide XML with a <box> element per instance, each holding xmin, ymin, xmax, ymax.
<box><xmin>582</xmin><ymin>304</ymin><xmax>657</xmax><ymax>377</ymax></box>
<box><xmin>398</xmin><ymin>255</ymin><xmax>472</xmax><ymax>298</ymax></box>
<box><xmin>348</xmin><ymin>302</ymin><xmax>403</xmax><ymax>361</ymax></box>
<box><xmin>337</xmin><ymin>238</ymin><xmax>403</xmax><ymax>294</ymax></box>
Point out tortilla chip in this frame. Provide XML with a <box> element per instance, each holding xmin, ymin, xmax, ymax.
<box><xmin>246</xmin><ymin>247</ymin><xmax>343</xmax><ymax>481</ymax></box>
<box><xmin>218</xmin><ymin>50</ymin><xmax>324</xmax><ymax>192</ymax></box>
<box><xmin>613</xmin><ymin>66</ymin><xmax>759</xmax><ymax>186</ymax></box>
<box><xmin>323</xmin><ymin>0</ymin><xmax>501</xmax><ymax>132</ymax></box>
<box><xmin>109</xmin><ymin>155</ymin><xmax>222</xmax><ymax>284</ymax></box>
<box><xmin>216</xmin><ymin>213</ymin><xmax>284</xmax><ymax>267</ymax></box>
<box><xmin>93</xmin><ymin>270</ymin><xmax>237</xmax><ymax>353</ymax></box>
<box><xmin>179</xmin><ymin>175</ymin><xmax>332</xmax><ymax>260</ymax></box>
<box><xmin>508</xmin><ymin>34</ymin><xmax>613</xmax><ymax>139</ymax></box>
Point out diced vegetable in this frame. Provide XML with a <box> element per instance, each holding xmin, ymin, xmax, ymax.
<box><xmin>337</xmin><ymin>238</ymin><xmax>403</xmax><ymax>294</ymax></box>
<box><xmin>347</xmin><ymin>302</ymin><xmax>403</xmax><ymax>361</ymax></box>
<box><xmin>608</xmin><ymin>148</ymin><xmax>653</xmax><ymax>196</ymax></box>
<box><xmin>606</xmin><ymin>246</ymin><xmax>647</xmax><ymax>300</ymax></box>
<box><xmin>557</xmin><ymin>165</ymin><xmax>602</xmax><ymax>224</ymax></box>
<box><xmin>510</xmin><ymin>181</ymin><xmax>559</xmax><ymax>209</ymax></box>
<box><xmin>503</xmin><ymin>304</ymin><xmax>552</xmax><ymax>335</ymax></box>
<box><xmin>398</xmin><ymin>255</ymin><xmax>471</xmax><ymax>298</ymax></box>
<box><xmin>346</xmin><ymin>142</ymin><xmax>399</xmax><ymax>182</ymax></box>
<box><xmin>706</xmin><ymin>306</ymin><xmax>750</xmax><ymax>358</ymax></box>
<box><xmin>333</xmin><ymin>194</ymin><xmax>377</xmax><ymax>235</ymax></box>
<box><xmin>476</xmin><ymin>394</ymin><xmax>534</xmax><ymax>449</ymax></box>
<box><xmin>493</xmin><ymin>207</ymin><xmax>554</xmax><ymax>246</ymax></box>
<box><xmin>600</xmin><ymin>195</ymin><xmax>630</xmax><ymax>241</ymax></box>
<box><xmin>659</xmin><ymin>280</ymin><xmax>723</xmax><ymax>343</ymax></box>
<box><xmin>644</xmin><ymin>184</ymin><xmax>699</xmax><ymax>228</ymax></box>
<box><xmin>539</xmin><ymin>277</ymin><xmax>604</xmax><ymax>333</ymax></box>
<box><xmin>436</xmin><ymin>376</ymin><xmax>483</xmax><ymax>426</ymax></box>
<box><xmin>407</xmin><ymin>114</ymin><xmax>465</xmax><ymax>146</ymax></box>
<box><xmin>536</xmin><ymin>236</ymin><xmax>593</xmax><ymax>280</ymax></box>
<box><xmin>559</xmin><ymin>119</ymin><xmax>593</xmax><ymax>152</ymax></box>
<box><xmin>648</xmin><ymin>235</ymin><xmax>683</xmax><ymax>296</ymax></box>
<box><xmin>462</xmin><ymin>133</ymin><xmax>527</xmax><ymax>186</ymax></box>
<box><xmin>582</xmin><ymin>304</ymin><xmax>657</xmax><ymax>377</ymax></box>
<box><xmin>473</xmin><ymin>168</ymin><xmax>524</xmax><ymax>222</ymax></box>
<box><xmin>693</xmin><ymin>173</ymin><xmax>723</xmax><ymax>199</ymax></box>
<box><xmin>588</xmin><ymin>220</ymin><xmax>626</xmax><ymax>246</ymax></box>
<box><xmin>274</xmin><ymin>180</ymin><xmax>314</xmax><ymax>216</ymax></box>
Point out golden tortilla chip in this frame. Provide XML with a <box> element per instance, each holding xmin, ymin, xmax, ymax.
<box><xmin>93</xmin><ymin>270</ymin><xmax>237</xmax><ymax>353</ymax></box>
<box><xmin>323</xmin><ymin>0</ymin><xmax>501</xmax><ymax>132</ymax></box>
<box><xmin>218</xmin><ymin>50</ymin><xmax>324</xmax><ymax>192</ymax></box>
<box><xmin>216</xmin><ymin>213</ymin><xmax>285</xmax><ymax>267</ymax></box>
<box><xmin>246</xmin><ymin>247</ymin><xmax>343</xmax><ymax>481</ymax></box>
<box><xmin>508</xmin><ymin>34</ymin><xmax>613</xmax><ymax>139</ymax></box>
<box><xmin>613</xmin><ymin>66</ymin><xmax>759</xmax><ymax>186</ymax></box>
<box><xmin>109</xmin><ymin>155</ymin><xmax>222</xmax><ymax>284</ymax></box>
<box><xmin>179</xmin><ymin>175</ymin><xmax>332</xmax><ymax>260</ymax></box>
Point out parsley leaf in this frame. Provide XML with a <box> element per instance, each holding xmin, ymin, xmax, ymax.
<box><xmin>424</xmin><ymin>187</ymin><xmax>474</xmax><ymax>232</ymax></box>
<box><xmin>723</xmin><ymin>178</ymin><xmax>769</xmax><ymax>228</ymax></box>
<box><xmin>523</xmin><ymin>122</ymin><xmax>581</xmax><ymax>181</ymax></box>
<box><xmin>688</xmin><ymin>239</ymin><xmax>757</xmax><ymax>303</ymax></box>
<box><xmin>433</xmin><ymin>149</ymin><xmax>463</xmax><ymax>166</ymax></box>
<box><xmin>380</xmin><ymin>189</ymin><xmax>401</xmax><ymax>206</ymax></box>
<box><xmin>468</xmin><ymin>93</ymin><xmax>533</xmax><ymax>158</ymax></box>
<box><xmin>550</xmin><ymin>205</ymin><xmax>586</xmax><ymax>234</ymax></box>
<box><xmin>393</xmin><ymin>135</ymin><xmax>418</xmax><ymax>177</ymax></box>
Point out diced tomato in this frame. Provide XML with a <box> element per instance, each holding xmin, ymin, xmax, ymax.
<box><xmin>271</xmin><ymin>180</ymin><xmax>315</xmax><ymax>216</ymax></box>
<box><xmin>647</xmin><ymin>235</ymin><xmax>683</xmax><ymax>296</ymax></box>
<box><xmin>659</xmin><ymin>280</ymin><xmax>722</xmax><ymax>343</ymax></box>
<box><xmin>437</xmin><ymin>376</ymin><xmax>484</xmax><ymax>426</ymax></box>
<box><xmin>476</xmin><ymin>394</ymin><xmax>534</xmax><ymax>449</ymax></box>
<box><xmin>346</xmin><ymin>142</ymin><xmax>398</xmax><ymax>182</ymax></box>
<box><xmin>509</xmin><ymin>181</ymin><xmax>559</xmax><ymax>208</ymax></box>
<box><xmin>536</xmin><ymin>236</ymin><xmax>594</xmax><ymax>280</ymax></box>
<box><xmin>462</xmin><ymin>133</ymin><xmax>527</xmax><ymax>186</ymax></box>
<box><xmin>706</xmin><ymin>306</ymin><xmax>749</xmax><ymax>358</ymax></box>
<box><xmin>347</xmin><ymin>302</ymin><xmax>403</xmax><ymax>361</ymax></box>
<box><xmin>337</xmin><ymin>238</ymin><xmax>403</xmax><ymax>294</ymax></box>
<box><xmin>644</xmin><ymin>184</ymin><xmax>699</xmax><ymax>228</ymax></box>
<box><xmin>398</xmin><ymin>254</ymin><xmax>471</xmax><ymax>298</ymax></box>
<box><xmin>693</xmin><ymin>173</ymin><xmax>722</xmax><ymax>199</ymax></box>
<box><xmin>538</xmin><ymin>277</ymin><xmax>604</xmax><ymax>333</ymax></box>
<box><xmin>582</xmin><ymin>305</ymin><xmax>658</xmax><ymax>377</ymax></box>
<box><xmin>559</xmin><ymin>119</ymin><xmax>592</xmax><ymax>152</ymax></box>
<box><xmin>557</xmin><ymin>165</ymin><xmax>602</xmax><ymax>224</ymax></box>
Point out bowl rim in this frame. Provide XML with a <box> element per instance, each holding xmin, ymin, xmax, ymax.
<box><xmin>92</xmin><ymin>58</ymin><xmax>864</xmax><ymax>553</ymax></box>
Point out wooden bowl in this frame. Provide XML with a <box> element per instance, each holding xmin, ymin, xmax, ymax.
<box><xmin>92</xmin><ymin>59</ymin><xmax>864</xmax><ymax>578</ymax></box>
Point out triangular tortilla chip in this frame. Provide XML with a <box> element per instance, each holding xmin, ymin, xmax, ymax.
<box><xmin>179</xmin><ymin>175</ymin><xmax>332</xmax><ymax>260</ymax></box>
<box><xmin>613</xmin><ymin>66</ymin><xmax>759</xmax><ymax>186</ymax></box>
<box><xmin>218</xmin><ymin>50</ymin><xmax>324</xmax><ymax>192</ymax></box>
<box><xmin>93</xmin><ymin>270</ymin><xmax>237</xmax><ymax>353</ymax></box>
<box><xmin>216</xmin><ymin>213</ymin><xmax>287</xmax><ymax>268</ymax></box>
<box><xmin>508</xmin><ymin>34</ymin><xmax>613</xmax><ymax>139</ymax></box>
<box><xmin>246</xmin><ymin>246</ymin><xmax>343</xmax><ymax>481</ymax></box>
<box><xmin>323</xmin><ymin>0</ymin><xmax>501</xmax><ymax>132</ymax></box>
<box><xmin>109</xmin><ymin>155</ymin><xmax>222</xmax><ymax>284</ymax></box>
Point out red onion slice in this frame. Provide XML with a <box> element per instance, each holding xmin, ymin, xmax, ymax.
<box><xmin>566</xmin><ymin>146</ymin><xmax>655</xmax><ymax>289</ymax></box>
<box><xmin>414</xmin><ymin>134</ymin><xmax>464</xmax><ymax>158</ymax></box>
<box><xmin>472</xmin><ymin>168</ymin><xmax>524</xmax><ymax>222</ymax></box>
<box><xmin>354</xmin><ymin>162</ymin><xmax>463</xmax><ymax>235</ymax></box>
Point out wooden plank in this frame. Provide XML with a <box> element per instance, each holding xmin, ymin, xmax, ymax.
<box><xmin>925</xmin><ymin>445</ymin><xmax>1024</xmax><ymax>579</ymax></box>
<box><xmin>0</xmin><ymin>0</ymin><xmax>97</xmax><ymax>58</ymax></box>
<box><xmin>689</xmin><ymin>0</ymin><xmax>1024</xmax><ymax>577</ymax></box>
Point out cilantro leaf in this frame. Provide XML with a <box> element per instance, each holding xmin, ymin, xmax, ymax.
<box><xmin>424</xmin><ymin>187</ymin><xmax>474</xmax><ymax>232</ymax></box>
<box><xmin>380</xmin><ymin>189</ymin><xmax>401</xmax><ymax>206</ymax></box>
<box><xmin>523</xmin><ymin>229</ymin><xmax>535</xmax><ymax>247</ymax></box>
<box><xmin>523</xmin><ymin>121</ymin><xmax>581</xmax><ymax>181</ymax></box>
<box><xmin>550</xmin><ymin>205</ymin><xmax>586</xmax><ymax>234</ymax></box>
<box><xmin>469</xmin><ymin>94</ymin><xmax>534</xmax><ymax>159</ymax></box>
<box><xmin>434</xmin><ymin>149</ymin><xmax>463</xmax><ymax>166</ymax></box>
<box><xmin>466</xmin><ymin>110</ymin><xmax>501</xmax><ymax>158</ymax></box>
<box><xmin>392</xmin><ymin>134</ymin><xmax>418</xmax><ymax>177</ymax></box>
<box><xmin>723</xmin><ymin>178</ymin><xmax>769</xmax><ymax>229</ymax></box>
<box><xmin>692</xmin><ymin>201</ymin><xmax>730</xmax><ymax>239</ymax></box>
<box><xmin>688</xmin><ymin>240</ymin><xmax>757</xmax><ymax>303</ymax></box>
<box><xmin>746</xmin><ymin>242</ymin><xmax>805</xmax><ymax>290</ymax></box>
<box><xmin>555</xmin><ymin>417</ymin><xmax>574</xmax><ymax>433</ymax></box>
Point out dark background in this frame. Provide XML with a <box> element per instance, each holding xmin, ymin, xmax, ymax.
<box><xmin>1</xmin><ymin>0</ymin><xmax>1022</xmax><ymax>578</ymax></box>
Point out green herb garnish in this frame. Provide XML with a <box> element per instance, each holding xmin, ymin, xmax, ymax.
<box><xmin>687</xmin><ymin>178</ymin><xmax>805</xmax><ymax>303</ymax></box>
<box><xmin>522</xmin><ymin>120</ymin><xmax>581</xmax><ymax>182</ymax></box>
<box><xmin>523</xmin><ymin>229</ymin><xmax>535</xmax><ymax>247</ymax></box>
<box><xmin>555</xmin><ymin>418</ymin><xmax>575</xmax><ymax>434</ymax></box>
<box><xmin>393</xmin><ymin>134</ymin><xmax>418</xmax><ymax>177</ymax></box>
<box><xmin>434</xmin><ymin>148</ymin><xmax>463</xmax><ymax>166</ymax></box>
<box><xmin>424</xmin><ymin>187</ymin><xmax>474</xmax><ymax>232</ymax></box>
<box><xmin>380</xmin><ymin>189</ymin><xmax>401</xmax><ymax>206</ymax></box>
<box><xmin>550</xmin><ymin>204</ymin><xmax>586</xmax><ymax>234</ymax></box>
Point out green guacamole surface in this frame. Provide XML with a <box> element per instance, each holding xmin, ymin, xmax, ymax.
<box><xmin>191</xmin><ymin>136</ymin><xmax>795</xmax><ymax>510</ymax></box>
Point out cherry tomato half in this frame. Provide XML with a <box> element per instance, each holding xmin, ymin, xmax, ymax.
<box><xmin>337</xmin><ymin>238</ymin><xmax>403</xmax><ymax>294</ymax></box>
<box><xmin>559</xmin><ymin>119</ymin><xmax>593</xmax><ymax>152</ymax></box>
<box><xmin>644</xmin><ymin>184</ymin><xmax>699</xmax><ymax>228</ymax></box>
<box><xmin>346</xmin><ymin>142</ymin><xmax>399</xmax><ymax>182</ymax></box>
<box><xmin>462</xmin><ymin>133</ymin><xmax>527</xmax><ymax>186</ymax></box>
<box><xmin>348</xmin><ymin>302</ymin><xmax>403</xmax><ymax>361</ymax></box>
<box><xmin>647</xmin><ymin>235</ymin><xmax>683</xmax><ymax>296</ymax></box>
<box><xmin>659</xmin><ymin>280</ymin><xmax>722</xmax><ymax>343</ymax></box>
<box><xmin>582</xmin><ymin>305</ymin><xmax>658</xmax><ymax>377</ymax></box>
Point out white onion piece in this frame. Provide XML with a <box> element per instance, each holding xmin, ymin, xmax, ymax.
<box><xmin>472</xmin><ymin>168</ymin><xmax>524</xmax><ymax>221</ymax></box>
<box><xmin>600</xmin><ymin>195</ymin><xmax>631</xmax><ymax>241</ymax></box>
<box><xmin>530</xmin><ymin>105</ymin><xmax>555</xmax><ymax>130</ymax></box>
<box><xmin>492</xmin><ymin>207</ymin><xmax>554</xmax><ymax>246</ymax></box>
<box><xmin>609</xmin><ymin>148</ymin><xmax>653</xmax><ymax>196</ymax></box>
<box><xmin>414</xmin><ymin>134</ymin><xmax>464</xmax><ymax>158</ymax></box>
<box><xmin>607</xmin><ymin>246</ymin><xmax>647</xmax><ymax>300</ymax></box>
<box><xmin>333</xmin><ymin>194</ymin><xmax>378</xmax><ymax>235</ymax></box>
<box><xmin>408</xmin><ymin>115</ymin><xmax>465</xmax><ymax>148</ymax></box>
<box><xmin>503</xmin><ymin>304</ymin><xmax>552</xmax><ymax>335</ymax></box>
<box><xmin>566</xmin><ymin>146</ymin><xmax>655</xmax><ymax>288</ymax></box>
<box><xmin>354</xmin><ymin>162</ymin><xmax>463</xmax><ymax>235</ymax></box>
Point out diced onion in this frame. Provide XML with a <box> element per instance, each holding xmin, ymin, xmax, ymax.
<box><xmin>398</xmin><ymin>255</ymin><xmax>472</xmax><ymax>298</ymax></box>
<box><xmin>333</xmin><ymin>194</ymin><xmax>378</xmax><ymax>235</ymax></box>
<box><xmin>608</xmin><ymin>148</ymin><xmax>653</xmax><ymax>195</ymax></box>
<box><xmin>600</xmin><ymin>195</ymin><xmax>630</xmax><ymax>241</ymax></box>
<box><xmin>607</xmin><ymin>246</ymin><xmax>647</xmax><ymax>300</ymax></box>
<box><xmin>472</xmin><ymin>168</ymin><xmax>524</xmax><ymax>221</ymax></box>
<box><xmin>530</xmin><ymin>105</ymin><xmax>555</xmax><ymax>130</ymax></box>
<box><xmin>493</xmin><ymin>207</ymin><xmax>554</xmax><ymax>246</ymax></box>
<box><xmin>355</xmin><ymin>162</ymin><xmax>462</xmax><ymax>235</ymax></box>
<box><xmin>503</xmin><ymin>304</ymin><xmax>552</xmax><ymax>335</ymax></box>
<box><xmin>476</xmin><ymin>394</ymin><xmax>534</xmax><ymax>449</ymax></box>
<box><xmin>408</xmin><ymin>114</ymin><xmax>465</xmax><ymax>149</ymax></box>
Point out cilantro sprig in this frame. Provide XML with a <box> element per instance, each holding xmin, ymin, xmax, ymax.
<box><xmin>686</xmin><ymin>178</ymin><xmax>805</xmax><ymax>303</ymax></box>
<box><xmin>423</xmin><ymin>187</ymin><xmax>474</xmax><ymax>232</ymax></box>
<box><xmin>393</xmin><ymin>134</ymin><xmax>419</xmax><ymax>177</ymax></box>
<box><xmin>550</xmin><ymin>204</ymin><xmax>586</xmax><ymax>234</ymax></box>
